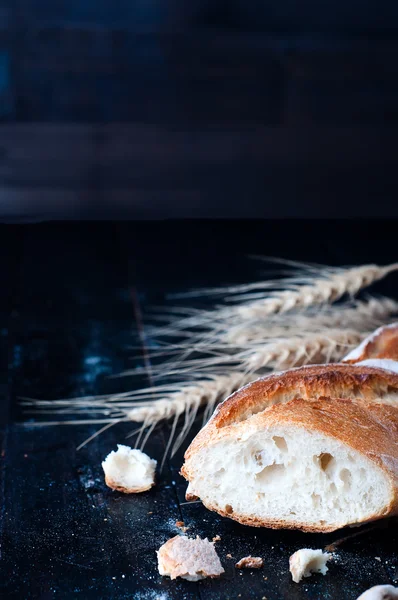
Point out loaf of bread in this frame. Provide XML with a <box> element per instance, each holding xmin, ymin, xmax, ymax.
<box><xmin>181</xmin><ymin>361</ymin><xmax>398</xmax><ymax>532</ymax></box>
<box><xmin>343</xmin><ymin>322</ymin><xmax>398</xmax><ymax>373</ymax></box>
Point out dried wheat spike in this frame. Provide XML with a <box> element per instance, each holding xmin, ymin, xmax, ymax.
<box><xmin>234</xmin><ymin>264</ymin><xmax>398</xmax><ymax>320</ymax></box>
<box><xmin>224</xmin><ymin>298</ymin><xmax>398</xmax><ymax>346</ymax></box>
<box><xmin>241</xmin><ymin>329</ymin><xmax>364</xmax><ymax>372</ymax></box>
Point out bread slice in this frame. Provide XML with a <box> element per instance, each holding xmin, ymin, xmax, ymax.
<box><xmin>182</xmin><ymin>365</ymin><xmax>398</xmax><ymax>532</ymax></box>
<box><xmin>157</xmin><ymin>535</ymin><xmax>224</xmax><ymax>581</ymax></box>
<box><xmin>356</xmin><ymin>585</ymin><xmax>398</xmax><ymax>599</ymax></box>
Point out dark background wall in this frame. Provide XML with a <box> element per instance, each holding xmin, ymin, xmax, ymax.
<box><xmin>0</xmin><ymin>1</ymin><xmax>398</xmax><ymax>220</ymax></box>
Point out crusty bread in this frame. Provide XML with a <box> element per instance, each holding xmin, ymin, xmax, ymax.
<box><xmin>102</xmin><ymin>445</ymin><xmax>156</xmax><ymax>493</ymax></box>
<box><xmin>181</xmin><ymin>363</ymin><xmax>398</xmax><ymax>532</ymax></box>
<box><xmin>289</xmin><ymin>548</ymin><xmax>332</xmax><ymax>583</ymax></box>
<box><xmin>157</xmin><ymin>535</ymin><xmax>224</xmax><ymax>581</ymax></box>
<box><xmin>356</xmin><ymin>584</ymin><xmax>398</xmax><ymax>599</ymax></box>
<box><xmin>344</xmin><ymin>323</ymin><xmax>398</xmax><ymax>364</ymax></box>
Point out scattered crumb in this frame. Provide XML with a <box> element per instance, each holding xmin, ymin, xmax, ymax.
<box><xmin>289</xmin><ymin>548</ymin><xmax>332</xmax><ymax>583</ymax></box>
<box><xmin>102</xmin><ymin>445</ymin><xmax>157</xmax><ymax>493</ymax></box>
<box><xmin>157</xmin><ymin>535</ymin><xmax>224</xmax><ymax>581</ymax></box>
<box><xmin>212</xmin><ymin>535</ymin><xmax>221</xmax><ymax>543</ymax></box>
<box><xmin>375</xmin><ymin>557</ymin><xmax>381</xmax><ymax>561</ymax></box>
<box><xmin>148</xmin><ymin>512</ymin><xmax>153</xmax><ymax>515</ymax></box>
<box><xmin>263</xmin><ymin>576</ymin><xmax>268</xmax><ymax>581</ymax></box>
<box><xmin>122</xmin><ymin>575</ymin><xmax>125</xmax><ymax>578</ymax></box>
<box><xmin>226</xmin><ymin>554</ymin><xmax>233</xmax><ymax>559</ymax></box>
<box><xmin>24</xmin><ymin>454</ymin><xmax>28</xmax><ymax>458</ymax></box>
<box><xmin>235</xmin><ymin>556</ymin><xmax>264</xmax><ymax>569</ymax></box>
<box><xmin>104</xmin><ymin>518</ymin><xmax>108</xmax><ymax>521</ymax></box>
<box><xmin>175</xmin><ymin>520</ymin><xmax>189</xmax><ymax>533</ymax></box>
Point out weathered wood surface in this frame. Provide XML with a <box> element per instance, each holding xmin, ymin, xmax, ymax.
<box><xmin>1</xmin><ymin>124</ymin><xmax>398</xmax><ymax>219</ymax></box>
<box><xmin>0</xmin><ymin>221</ymin><xmax>397</xmax><ymax>599</ymax></box>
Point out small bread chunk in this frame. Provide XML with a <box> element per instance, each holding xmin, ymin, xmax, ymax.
<box><xmin>356</xmin><ymin>585</ymin><xmax>398</xmax><ymax>600</ymax></box>
<box><xmin>235</xmin><ymin>556</ymin><xmax>264</xmax><ymax>569</ymax></box>
<box><xmin>289</xmin><ymin>548</ymin><xmax>332</xmax><ymax>583</ymax></box>
<box><xmin>157</xmin><ymin>535</ymin><xmax>224</xmax><ymax>581</ymax></box>
<box><xmin>102</xmin><ymin>445</ymin><xmax>156</xmax><ymax>493</ymax></box>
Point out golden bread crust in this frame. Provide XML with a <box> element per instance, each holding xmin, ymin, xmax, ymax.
<box><xmin>104</xmin><ymin>475</ymin><xmax>154</xmax><ymax>494</ymax></box>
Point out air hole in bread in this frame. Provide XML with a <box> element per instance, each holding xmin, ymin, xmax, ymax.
<box><xmin>319</xmin><ymin>453</ymin><xmax>334</xmax><ymax>471</ymax></box>
<box><xmin>339</xmin><ymin>468</ymin><xmax>352</xmax><ymax>488</ymax></box>
<box><xmin>311</xmin><ymin>493</ymin><xmax>321</xmax><ymax>508</ymax></box>
<box><xmin>272</xmin><ymin>436</ymin><xmax>288</xmax><ymax>452</ymax></box>
<box><xmin>253</xmin><ymin>451</ymin><xmax>263</xmax><ymax>467</ymax></box>
<box><xmin>256</xmin><ymin>463</ymin><xmax>285</xmax><ymax>484</ymax></box>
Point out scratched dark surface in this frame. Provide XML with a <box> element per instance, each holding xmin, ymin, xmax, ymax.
<box><xmin>0</xmin><ymin>221</ymin><xmax>398</xmax><ymax>600</ymax></box>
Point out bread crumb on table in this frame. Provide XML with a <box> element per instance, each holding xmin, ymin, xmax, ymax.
<box><xmin>157</xmin><ymin>535</ymin><xmax>224</xmax><ymax>581</ymax></box>
<box><xmin>226</xmin><ymin>553</ymin><xmax>233</xmax><ymax>559</ymax></box>
<box><xmin>212</xmin><ymin>535</ymin><xmax>221</xmax><ymax>543</ymax></box>
<box><xmin>235</xmin><ymin>556</ymin><xmax>264</xmax><ymax>569</ymax></box>
<box><xmin>102</xmin><ymin>445</ymin><xmax>156</xmax><ymax>493</ymax></box>
<box><xmin>289</xmin><ymin>548</ymin><xmax>332</xmax><ymax>583</ymax></box>
<box><xmin>175</xmin><ymin>520</ymin><xmax>189</xmax><ymax>533</ymax></box>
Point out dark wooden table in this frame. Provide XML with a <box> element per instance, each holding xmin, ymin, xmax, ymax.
<box><xmin>1</xmin><ymin>221</ymin><xmax>397</xmax><ymax>600</ymax></box>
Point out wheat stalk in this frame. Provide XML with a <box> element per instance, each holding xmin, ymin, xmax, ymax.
<box><xmin>23</xmin><ymin>260</ymin><xmax>398</xmax><ymax>460</ymax></box>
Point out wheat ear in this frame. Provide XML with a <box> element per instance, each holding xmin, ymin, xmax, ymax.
<box><xmin>224</xmin><ymin>297</ymin><xmax>398</xmax><ymax>346</ymax></box>
<box><xmin>153</xmin><ymin>263</ymin><xmax>398</xmax><ymax>336</ymax></box>
<box><xmin>240</xmin><ymin>329</ymin><xmax>364</xmax><ymax>372</ymax></box>
<box><xmin>229</xmin><ymin>264</ymin><xmax>398</xmax><ymax>320</ymax></box>
<box><xmin>147</xmin><ymin>329</ymin><xmax>365</xmax><ymax>380</ymax></box>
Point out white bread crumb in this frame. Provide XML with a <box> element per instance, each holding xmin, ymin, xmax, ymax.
<box><xmin>235</xmin><ymin>556</ymin><xmax>264</xmax><ymax>569</ymax></box>
<box><xmin>356</xmin><ymin>584</ymin><xmax>398</xmax><ymax>599</ymax></box>
<box><xmin>102</xmin><ymin>445</ymin><xmax>156</xmax><ymax>493</ymax></box>
<box><xmin>289</xmin><ymin>548</ymin><xmax>332</xmax><ymax>583</ymax></box>
<box><xmin>157</xmin><ymin>535</ymin><xmax>224</xmax><ymax>581</ymax></box>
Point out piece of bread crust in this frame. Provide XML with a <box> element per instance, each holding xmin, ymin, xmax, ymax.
<box><xmin>235</xmin><ymin>556</ymin><xmax>264</xmax><ymax>569</ymax></box>
<box><xmin>157</xmin><ymin>535</ymin><xmax>224</xmax><ymax>581</ymax></box>
<box><xmin>204</xmin><ymin>363</ymin><xmax>398</xmax><ymax>431</ymax></box>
